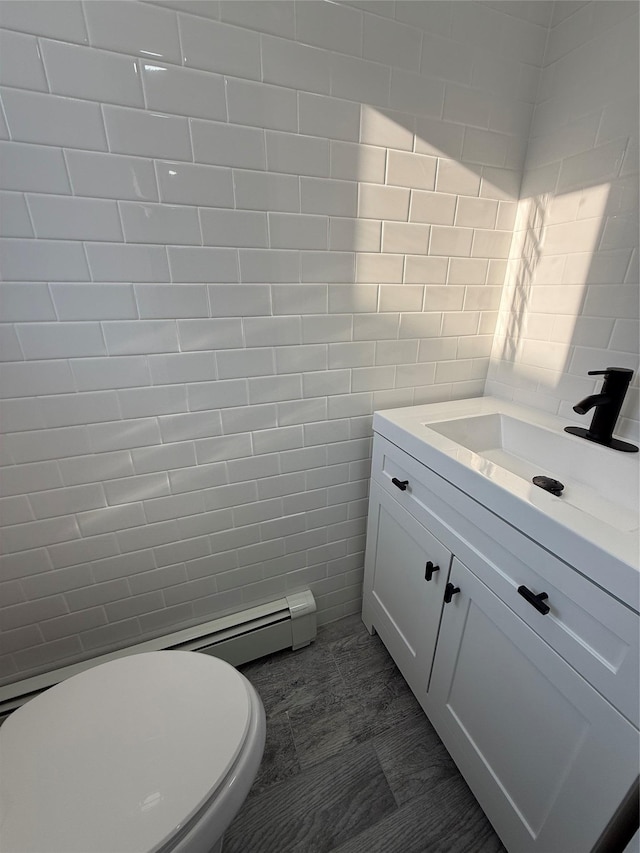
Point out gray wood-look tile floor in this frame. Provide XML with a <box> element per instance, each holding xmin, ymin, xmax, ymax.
<box><xmin>226</xmin><ymin>614</ymin><xmax>505</xmax><ymax>853</ymax></box>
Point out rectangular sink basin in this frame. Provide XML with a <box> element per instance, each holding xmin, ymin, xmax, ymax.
<box><xmin>426</xmin><ymin>412</ymin><xmax>638</xmax><ymax>533</ymax></box>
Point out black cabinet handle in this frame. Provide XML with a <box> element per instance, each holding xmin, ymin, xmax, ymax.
<box><xmin>391</xmin><ymin>477</ymin><xmax>409</xmax><ymax>491</ymax></box>
<box><xmin>517</xmin><ymin>585</ymin><xmax>550</xmax><ymax>615</ymax></box>
<box><xmin>425</xmin><ymin>561</ymin><xmax>440</xmax><ymax>581</ymax></box>
<box><xmin>444</xmin><ymin>583</ymin><xmax>460</xmax><ymax>604</ymax></box>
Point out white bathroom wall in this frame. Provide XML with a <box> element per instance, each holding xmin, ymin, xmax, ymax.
<box><xmin>487</xmin><ymin>1</ymin><xmax>640</xmax><ymax>441</ymax></box>
<box><xmin>0</xmin><ymin>0</ymin><xmax>549</xmax><ymax>684</ymax></box>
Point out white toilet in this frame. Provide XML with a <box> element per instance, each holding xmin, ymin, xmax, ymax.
<box><xmin>0</xmin><ymin>651</ymin><xmax>265</xmax><ymax>853</ymax></box>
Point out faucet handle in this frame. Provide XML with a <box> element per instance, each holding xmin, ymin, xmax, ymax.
<box><xmin>588</xmin><ymin>367</ymin><xmax>634</xmax><ymax>378</ymax></box>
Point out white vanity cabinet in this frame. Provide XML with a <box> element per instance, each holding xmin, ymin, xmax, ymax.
<box><xmin>363</xmin><ymin>430</ymin><xmax>640</xmax><ymax>853</ymax></box>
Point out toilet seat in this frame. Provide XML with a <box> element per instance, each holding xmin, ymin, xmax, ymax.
<box><xmin>0</xmin><ymin>651</ymin><xmax>259</xmax><ymax>853</ymax></box>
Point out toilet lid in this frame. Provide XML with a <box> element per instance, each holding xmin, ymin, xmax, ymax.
<box><xmin>0</xmin><ymin>651</ymin><xmax>252</xmax><ymax>853</ymax></box>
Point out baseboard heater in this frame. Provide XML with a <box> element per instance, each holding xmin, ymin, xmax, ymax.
<box><xmin>0</xmin><ymin>590</ymin><xmax>317</xmax><ymax>717</ymax></box>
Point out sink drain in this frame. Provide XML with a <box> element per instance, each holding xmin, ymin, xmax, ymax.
<box><xmin>532</xmin><ymin>475</ymin><xmax>564</xmax><ymax>496</ymax></box>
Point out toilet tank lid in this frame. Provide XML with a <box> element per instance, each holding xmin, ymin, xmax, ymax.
<box><xmin>0</xmin><ymin>651</ymin><xmax>252</xmax><ymax>853</ymax></box>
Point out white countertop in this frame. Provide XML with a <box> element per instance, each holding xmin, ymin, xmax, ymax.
<box><xmin>373</xmin><ymin>396</ymin><xmax>640</xmax><ymax>612</ymax></box>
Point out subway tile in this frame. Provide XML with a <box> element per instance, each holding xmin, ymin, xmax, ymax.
<box><xmin>0</xmin><ymin>239</ymin><xmax>90</xmax><ymax>282</ymax></box>
<box><xmin>156</xmin><ymin>161</ymin><xmax>234</xmax><ymax>208</ymax></box>
<box><xmin>0</xmin><ymin>282</ymin><xmax>54</xmax><ymax>325</ymax></box>
<box><xmin>0</xmin><ymin>29</ymin><xmax>47</xmax><ymax>91</ymax></box>
<box><xmin>195</xmin><ymin>433</ymin><xmax>253</xmax><ymax>464</ymax></box>
<box><xmin>382</xmin><ymin>222</ymin><xmax>429</xmax><ymax>255</ymax></box>
<box><xmin>330</xmin><ymin>140</ymin><xmax>386</xmax><ymax>184</ymax></box>
<box><xmin>136</xmin><ymin>284</ymin><xmax>208</xmax><ymax>319</ymax></box>
<box><xmin>353</xmin><ymin>313</ymin><xmax>399</xmax><ymax>341</ymax></box>
<box><xmin>239</xmin><ymin>250</ymin><xmax>300</xmax><ymax>284</ymax></box>
<box><xmin>16</xmin><ymin>322</ymin><xmax>106</xmax><ymax>360</ymax></box>
<box><xmin>220</xmin><ymin>1</ymin><xmax>294</xmax><ymax>37</ymax></box>
<box><xmin>59</xmin><ymin>450</ymin><xmax>134</xmax><ymax>487</ymax></box>
<box><xmin>266</xmin><ymin>130</ymin><xmax>329</xmax><ymax>177</ymax></box>
<box><xmin>359</xmin><ymin>184</ymin><xmax>410</xmax><ymax>221</ymax></box>
<box><xmin>296</xmin><ymin>1</ymin><xmax>363</xmax><ymax>57</ymax></box>
<box><xmin>6</xmin><ymin>424</ymin><xmax>90</xmax><ymax>463</ymax></box>
<box><xmin>410</xmin><ymin>191</ymin><xmax>456</xmax><ymax>225</ymax></box>
<box><xmin>187</xmin><ymin>379</ymin><xmax>249</xmax><ymax>412</ymax></box>
<box><xmin>244</xmin><ymin>316</ymin><xmax>302</xmax><ymax>347</ymax></box>
<box><xmin>0</xmin><ymin>192</ymin><xmax>33</xmax><ymax>238</ymax></box>
<box><xmin>227</xmin><ymin>78</ymin><xmax>297</xmax><ymax>132</ymax></box>
<box><xmin>379</xmin><ymin>285</ymin><xmax>424</xmax><ymax>313</ymax></box>
<box><xmin>235</xmin><ymin>171</ymin><xmax>300</xmax><ymax>213</ymax></box>
<box><xmin>262</xmin><ymin>35</ymin><xmax>330</xmax><ymax>94</ymax></box>
<box><xmin>355</xmin><ymin>253</ymin><xmax>404</xmax><ymax>284</ymax></box>
<box><xmin>65</xmin><ymin>150</ymin><xmax>158</xmax><ymax>201</ymax></box>
<box><xmin>201</xmin><ymin>209</ymin><xmax>268</xmax><ymax>248</ymax></box>
<box><xmin>471</xmin><ymin>229</ymin><xmax>512</xmax><ymax>259</ymax></box>
<box><xmin>436</xmin><ymin>159</ymin><xmax>481</xmax><ymax>196</ymax></box>
<box><xmin>301</xmin><ymin>252</ymin><xmax>355</xmax><ymax>283</ymax></box>
<box><xmin>191</xmin><ymin>120</ymin><xmax>266</xmax><ymax>170</ymax></box>
<box><xmin>462</xmin><ymin>127</ymin><xmax>509</xmax><ymax>167</ymax></box>
<box><xmin>0</xmin><ymin>141</ymin><xmax>71</xmax><ymax>194</ymax></box>
<box><xmin>0</xmin><ymin>1</ymin><xmax>88</xmax><ymax>43</ymax></box>
<box><xmin>86</xmin><ymin>243</ymin><xmax>170</xmax><ymax>282</ymax></box>
<box><xmin>167</xmin><ymin>247</ymin><xmax>239</xmax><ymax>283</ymax></box>
<box><xmin>178</xmin><ymin>318</ymin><xmax>244</xmax><ymax>351</ymax></box>
<box><xmin>252</xmin><ymin>425</ymin><xmax>303</xmax><ymax>454</ymax></box>
<box><xmin>60</xmin><ymin>284</ymin><xmax>134</xmax><ymax>322</ymax></box>
<box><xmin>389</xmin><ymin>69</ymin><xmax>444</xmax><ymax>117</ymax></box>
<box><xmin>0</xmin><ymin>398</ymin><xmax>45</xmax><ymax>433</ymax></box>
<box><xmin>148</xmin><ymin>351</ymin><xmax>216</xmax><ymax>385</ymax></box>
<box><xmin>179</xmin><ymin>13</ymin><xmax>261</xmax><ymax>79</ymax></box>
<box><xmin>84</xmin><ymin>0</ymin><xmax>181</xmax><ymax>63</ymax></box>
<box><xmin>455</xmin><ymin>197</ymin><xmax>498</xmax><ymax>229</ymax></box>
<box><xmin>41</xmin><ymin>39</ymin><xmax>143</xmax><ymax>107</ymax></box>
<box><xmin>71</xmin><ymin>355</ymin><xmax>150</xmax><ymax>391</ymax></box>
<box><xmin>217</xmin><ymin>347</ymin><xmax>274</xmax><ymax>380</ymax></box>
<box><xmin>88</xmin><ymin>417</ymin><xmax>161</xmax><ymax>453</ymax></box>
<box><xmin>328</xmin><ymin>284</ymin><xmax>378</xmax><ymax>314</ymax></box>
<box><xmin>329</xmin><ymin>342</ymin><xmax>376</xmax><ymax>369</ymax></box>
<box><xmin>299</xmin><ymin>92</ymin><xmax>360</xmax><ymax>143</ymax></box>
<box><xmin>103</xmin><ymin>105</ymin><xmax>191</xmax><ymax>161</ymax></box>
<box><xmin>429</xmin><ymin>225</ymin><xmax>474</xmax><ymax>257</ymax></box>
<box><xmin>329</xmin><ymin>217</ymin><xmax>381</xmax><ymax>252</ymax></box>
<box><xmin>275</xmin><ymin>344</ymin><xmax>327</xmax><ymax>374</ymax></box>
<box><xmin>209</xmin><ymin>284</ymin><xmax>271</xmax><ymax>317</ymax></box>
<box><xmin>221</xmin><ymin>402</ymin><xmax>277</xmax><ymax>433</ymax></box>
<box><xmin>1</xmin><ymin>515</ymin><xmax>81</xmax><ymax>553</ymax></box>
<box><xmin>387</xmin><ymin>151</ymin><xmax>437</xmax><ymax>190</ymax></box>
<box><xmin>301</xmin><ymin>177</ymin><xmax>357</xmax><ymax>217</ymax></box>
<box><xmin>415</xmin><ymin>116</ymin><xmax>465</xmax><ymax>159</ymax></box>
<box><xmin>120</xmin><ymin>202</ymin><xmax>201</xmax><ymax>246</ymax></box>
<box><xmin>141</xmin><ymin>62</ymin><xmax>226</xmax><ymax>121</ymax></box>
<box><xmin>103</xmin><ymin>320</ymin><xmax>178</xmax><ymax>356</ymax></box>
<box><xmin>360</xmin><ymin>106</ymin><xmax>414</xmax><ymax>151</ymax></box>
<box><xmin>118</xmin><ymin>385</ymin><xmax>187</xmax><ymax>418</ymax></box>
<box><xmin>2</xmin><ymin>87</ymin><xmax>107</xmax><ymax>150</ymax></box>
<box><xmin>104</xmin><ymin>472</ymin><xmax>170</xmax><ymax>506</ymax></box>
<box><xmin>29</xmin><ymin>483</ymin><xmax>105</xmax><ymax>520</ymax></box>
<box><xmin>132</xmin><ymin>441</ymin><xmax>196</xmax><ymax>475</ymax></box>
<box><xmin>363</xmin><ymin>12</ymin><xmax>421</xmax><ymax>71</ymax></box>
<box><xmin>269</xmin><ymin>213</ymin><xmax>328</xmax><ymax>251</ymax></box>
<box><xmin>159</xmin><ymin>410</ymin><xmax>222</xmax><ymax>442</ymax></box>
<box><xmin>330</xmin><ymin>53</ymin><xmax>390</xmax><ymax>108</ymax></box>
<box><xmin>27</xmin><ymin>195</ymin><xmax>123</xmax><ymax>242</ymax></box>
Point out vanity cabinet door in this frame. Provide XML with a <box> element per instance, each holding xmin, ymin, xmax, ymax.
<box><xmin>427</xmin><ymin>558</ymin><xmax>639</xmax><ymax>853</ymax></box>
<box><xmin>362</xmin><ymin>480</ymin><xmax>452</xmax><ymax>701</ymax></box>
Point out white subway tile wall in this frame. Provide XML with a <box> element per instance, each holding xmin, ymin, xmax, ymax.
<box><xmin>7</xmin><ymin>0</ymin><xmax>630</xmax><ymax>685</ymax></box>
<box><xmin>487</xmin><ymin>2</ymin><xmax>640</xmax><ymax>440</ymax></box>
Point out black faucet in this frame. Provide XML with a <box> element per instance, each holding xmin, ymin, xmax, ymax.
<box><xmin>565</xmin><ymin>367</ymin><xmax>638</xmax><ymax>452</ymax></box>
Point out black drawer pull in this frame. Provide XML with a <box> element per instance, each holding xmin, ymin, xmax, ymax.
<box><xmin>391</xmin><ymin>477</ymin><xmax>409</xmax><ymax>491</ymax></box>
<box><xmin>518</xmin><ymin>586</ymin><xmax>550</xmax><ymax>615</ymax></box>
<box><xmin>425</xmin><ymin>561</ymin><xmax>440</xmax><ymax>581</ymax></box>
<box><xmin>444</xmin><ymin>583</ymin><xmax>460</xmax><ymax>604</ymax></box>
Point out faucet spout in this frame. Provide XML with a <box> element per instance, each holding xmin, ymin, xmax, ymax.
<box><xmin>573</xmin><ymin>393</ymin><xmax>611</xmax><ymax>416</ymax></box>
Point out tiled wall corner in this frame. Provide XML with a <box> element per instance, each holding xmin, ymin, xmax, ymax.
<box><xmin>487</xmin><ymin>1</ymin><xmax>640</xmax><ymax>442</ymax></box>
<box><xmin>0</xmin><ymin>0</ymin><xmax>550</xmax><ymax>682</ymax></box>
